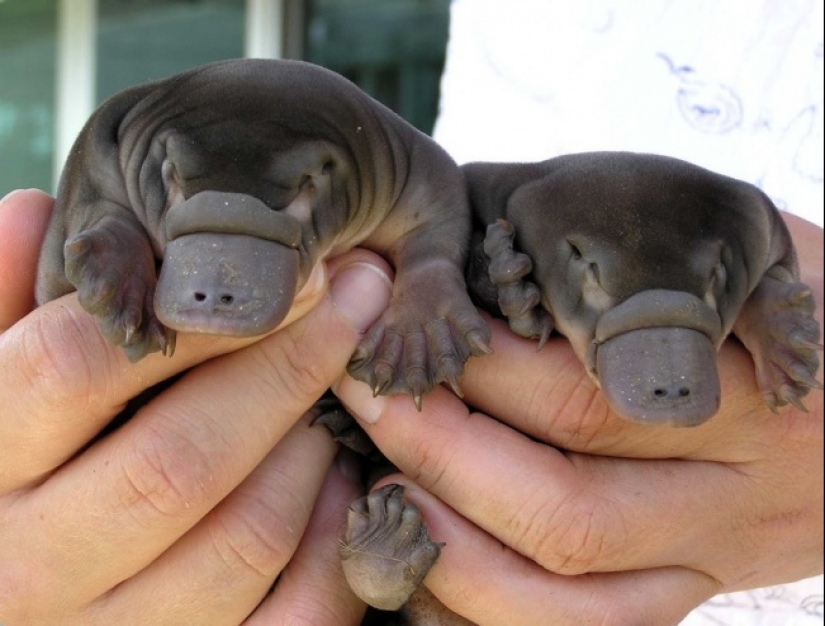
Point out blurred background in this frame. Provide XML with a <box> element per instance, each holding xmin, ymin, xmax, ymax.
<box><xmin>0</xmin><ymin>0</ymin><xmax>450</xmax><ymax>196</ymax></box>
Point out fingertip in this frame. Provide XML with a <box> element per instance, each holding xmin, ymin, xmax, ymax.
<box><xmin>0</xmin><ymin>188</ymin><xmax>25</xmax><ymax>206</ymax></box>
<box><xmin>327</xmin><ymin>248</ymin><xmax>394</xmax><ymax>283</ymax></box>
<box><xmin>0</xmin><ymin>189</ymin><xmax>55</xmax><ymax>330</ymax></box>
<box><xmin>333</xmin><ymin>375</ymin><xmax>387</xmax><ymax>425</ymax></box>
<box><xmin>0</xmin><ymin>188</ymin><xmax>55</xmax><ymax>224</ymax></box>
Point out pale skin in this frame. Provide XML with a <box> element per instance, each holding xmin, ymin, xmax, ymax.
<box><xmin>1</xmin><ymin>189</ymin><xmax>823</xmax><ymax>625</ymax></box>
<box><xmin>0</xmin><ymin>189</ymin><xmax>387</xmax><ymax>625</ymax></box>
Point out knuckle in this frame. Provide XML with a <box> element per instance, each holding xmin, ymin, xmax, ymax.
<box><xmin>13</xmin><ymin>309</ymin><xmax>103</xmax><ymax>415</ymax></box>
<box><xmin>533</xmin><ymin>381</ymin><xmax>621</xmax><ymax>450</ymax></box>
<box><xmin>116</xmin><ymin>422</ymin><xmax>214</xmax><ymax>520</ymax></box>
<box><xmin>519</xmin><ymin>491</ymin><xmax>616</xmax><ymax>576</ymax></box>
<box><xmin>209</xmin><ymin>488</ymin><xmax>306</xmax><ymax>579</ymax></box>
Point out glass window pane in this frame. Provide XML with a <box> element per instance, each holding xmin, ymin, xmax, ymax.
<box><xmin>0</xmin><ymin>0</ymin><xmax>57</xmax><ymax>196</ymax></box>
<box><xmin>305</xmin><ymin>0</ymin><xmax>450</xmax><ymax>133</ymax></box>
<box><xmin>97</xmin><ymin>0</ymin><xmax>245</xmax><ymax>102</ymax></box>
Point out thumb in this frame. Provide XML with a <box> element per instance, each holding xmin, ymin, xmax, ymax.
<box><xmin>327</xmin><ymin>249</ymin><xmax>394</xmax><ymax>334</ymax></box>
<box><xmin>0</xmin><ymin>189</ymin><xmax>54</xmax><ymax>332</ymax></box>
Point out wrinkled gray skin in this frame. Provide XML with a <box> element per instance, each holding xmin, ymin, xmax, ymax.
<box><xmin>464</xmin><ymin>152</ymin><xmax>822</xmax><ymax>426</ymax></box>
<box><xmin>35</xmin><ymin>59</ymin><xmax>491</xmax><ymax>406</ymax></box>
<box><xmin>35</xmin><ymin>59</ymin><xmax>491</xmax><ymax>625</ymax></box>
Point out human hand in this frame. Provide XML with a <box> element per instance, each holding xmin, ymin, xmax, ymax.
<box><xmin>335</xmin><ymin>212</ymin><xmax>824</xmax><ymax>625</ymax></box>
<box><xmin>0</xmin><ymin>189</ymin><xmax>394</xmax><ymax>625</ymax></box>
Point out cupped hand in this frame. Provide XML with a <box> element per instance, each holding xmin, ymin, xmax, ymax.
<box><xmin>0</xmin><ymin>189</ymin><xmax>394</xmax><ymax>625</ymax></box>
<box><xmin>335</xmin><ymin>212</ymin><xmax>824</xmax><ymax>625</ymax></box>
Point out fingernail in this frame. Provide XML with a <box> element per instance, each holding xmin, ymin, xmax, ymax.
<box><xmin>330</xmin><ymin>261</ymin><xmax>392</xmax><ymax>333</ymax></box>
<box><xmin>333</xmin><ymin>375</ymin><xmax>386</xmax><ymax>425</ymax></box>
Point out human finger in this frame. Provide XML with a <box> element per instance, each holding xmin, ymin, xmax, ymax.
<box><xmin>784</xmin><ymin>212</ymin><xmax>825</xmax><ymax>284</ymax></box>
<box><xmin>0</xmin><ymin>254</ymin><xmax>393</xmax><ymax>615</ymax></box>
<box><xmin>0</xmin><ymin>258</ymin><xmax>328</xmax><ymax>494</ymax></box>
<box><xmin>85</xmin><ymin>417</ymin><xmax>344</xmax><ymax>625</ymax></box>
<box><xmin>249</xmin><ymin>449</ymin><xmax>366</xmax><ymax>626</ymax></box>
<box><xmin>0</xmin><ymin>189</ymin><xmax>54</xmax><ymax>332</ymax></box>
<box><xmin>376</xmin><ymin>475</ymin><xmax>720</xmax><ymax>626</ymax></box>
<box><xmin>334</xmin><ymin>377</ymin><xmax>821</xmax><ymax>581</ymax></box>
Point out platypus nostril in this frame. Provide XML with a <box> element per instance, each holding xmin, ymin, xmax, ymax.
<box><xmin>653</xmin><ymin>386</ymin><xmax>691</xmax><ymax>399</ymax></box>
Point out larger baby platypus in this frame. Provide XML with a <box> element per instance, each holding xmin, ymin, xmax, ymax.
<box><xmin>35</xmin><ymin>58</ymin><xmax>491</xmax><ymax>405</ymax></box>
